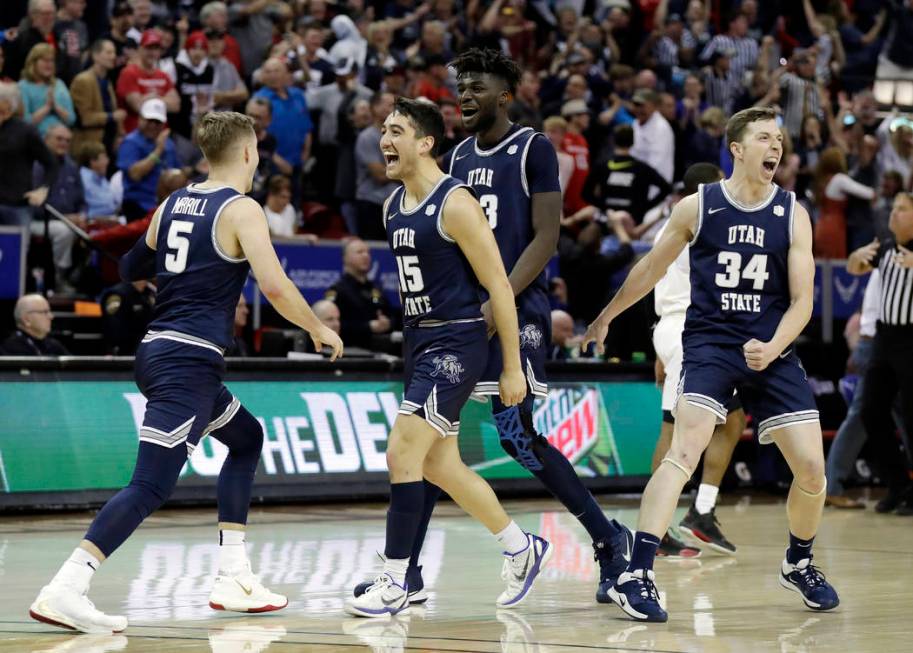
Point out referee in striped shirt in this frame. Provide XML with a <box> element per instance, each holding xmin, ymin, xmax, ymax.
<box><xmin>847</xmin><ymin>192</ymin><xmax>913</xmax><ymax>513</ymax></box>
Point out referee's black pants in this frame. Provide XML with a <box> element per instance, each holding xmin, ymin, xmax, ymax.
<box><xmin>860</xmin><ymin>323</ymin><xmax>913</xmax><ymax>495</ymax></box>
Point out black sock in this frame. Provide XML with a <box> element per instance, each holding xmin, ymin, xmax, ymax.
<box><xmin>786</xmin><ymin>532</ymin><xmax>815</xmax><ymax>565</ymax></box>
<box><xmin>409</xmin><ymin>480</ymin><xmax>441</xmax><ymax>567</ymax></box>
<box><xmin>384</xmin><ymin>481</ymin><xmax>425</xmax><ymax>560</ymax></box>
<box><xmin>628</xmin><ymin>531</ymin><xmax>661</xmax><ymax>572</ymax></box>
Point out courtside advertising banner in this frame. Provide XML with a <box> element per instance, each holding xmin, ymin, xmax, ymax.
<box><xmin>0</xmin><ymin>380</ymin><xmax>659</xmax><ymax>497</ymax></box>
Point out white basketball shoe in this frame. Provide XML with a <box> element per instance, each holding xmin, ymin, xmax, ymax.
<box><xmin>345</xmin><ymin>573</ymin><xmax>410</xmax><ymax>618</ymax></box>
<box><xmin>496</xmin><ymin>533</ymin><xmax>553</xmax><ymax>608</ymax></box>
<box><xmin>209</xmin><ymin>563</ymin><xmax>288</xmax><ymax>613</ymax></box>
<box><xmin>29</xmin><ymin>584</ymin><xmax>127</xmax><ymax>634</ymax></box>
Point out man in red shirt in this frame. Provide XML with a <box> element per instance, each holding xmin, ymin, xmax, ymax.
<box><xmin>561</xmin><ymin>98</ymin><xmax>591</xmax><ymax>217</ymax></box>
<box><xmin>116</xmin><ymin>29</ymin><xmax>180</xmax><ymax>133</ymax></box>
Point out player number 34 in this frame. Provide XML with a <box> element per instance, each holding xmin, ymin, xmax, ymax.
<box><xmin>715</xmin><ymin>251</ymin><xmax>770</xmax><ymax>290</ymax></box>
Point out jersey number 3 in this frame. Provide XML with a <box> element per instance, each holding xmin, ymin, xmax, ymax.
<box><xmin>164</xmin><ymin>220</ymin><xmax>194</xmax><ymax>273</ymax></box>
<box><xmin>715</xmin><ymin>252</ymin><xmax>769</xmax><ymax>290</ymax></box>
<box><xmin>479</xmin><ymin>194</ymin><xmax>498</xmax><ymax>229</ymax></box>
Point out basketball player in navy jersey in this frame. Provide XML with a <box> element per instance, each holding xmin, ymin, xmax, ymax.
<box><xmin>583</xmin><ymin>107</ymin><xmax>839</xmax><ymax>622</ymax></box>
<box><xmin>358</xmin><ymin>47</ymin><xmax>632</xmax><ymax>608</ymax></box>
<box><xmin>346</xmin><ymin>98</ymin><xmax>552</xmax><ymax>618</ymax></box>
<box><xmin>29</xmin><ymin>112</ymin><xmax>343</xmax><ymax>633</ymax></box>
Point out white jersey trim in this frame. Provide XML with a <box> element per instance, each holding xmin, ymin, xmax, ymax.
<box><xmin>399</xmin><ymin>174</ymin><xmax>450</xmax><ymax>215</ymax></box>
<box><xmin>448</xmin><ymin>137</ymin><xmax>473</xmax><ymax>173</ymax></box>
<box><xmin>691</xmin><ymin>183</ymin><xmax>705</xmax><ymax>245</ymax></box>
<box><xmin>141</xmin><ymin>329</ymin><xmax>224</xmax><ymax>355</ymax></box>
<box><xmin>472</xmin><ymin>127</ymin><xmax>533</xmax><ymax>157</ymax></box>
<box><xmin>719</xmin><ymin>180</ymin><xmax>778</xmax><ymax>212</ymax></box>
<box><xmin>211</xmin><ymin>193</ymin><xmax>247</xmax><ymax>263</ymax></box>
<box><xmin>436</xmin><ymin>182</ymin><xmax>471</xmax><ymax>243</ymax></box>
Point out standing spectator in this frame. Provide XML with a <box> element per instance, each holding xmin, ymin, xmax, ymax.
<box><xmin>229</xmin><ymin>0</ymin><xmax>283</xmax><ymax>78</ymax></box>
<box><xmin>437</xmin><ymin>97</ymin><xmax>465</xmax><ymax>154</ymax></box>
<box><xmin>173</xmin><ymin>30</ymin><xmax>214</xmax><ymax>140</ymax></box>
<box><xmin>2</xmin><ymin>0</ymin><xmax>55</xmax><ymax>81</ymax></box>
<box><xmin>263</xmin><ymin>174</ymin><xmax>298</xmax><ymax>238</ymax></box>
<box><xmin>226</xmin><ymin>295</ymin><xmax>252</xmax><ymax>356</ymax></box>
<box><xmin>79</xmin><ymin>142</ymin><xmax>119</xmax><ymax>219</ymax></box>
<box><xmin>779</xmin><ymin>50</ymin><xmax>822</xmax><ymax>140</ymax></box>
<box><xmin>699</xmin><ymin>11</ymin><xmax>758</xmax><ymax>79</ymax></box>
<box><xmin>245</xmin><ymin>96</ymin><xmax>292</xmax><ymax>204</ymax></box>
<box><xmin>874</xmin><ymin>170</ymin><xmax>904</xmax><ymax>243</ymax></box>
<box><xmin>686</xmin><ymin>107</ymin><xmax>726</xmax><ymax>169</ymax></box>
<box><xmin>254</xmin><ymin>57</ymin><xmax>312</xmax><ymax>198</ymax></box>
<box><xmin>876</xmin><ymin>0</ymin><xmax>913</xmax><ymax>82</ymax></box>
<box><xmin>877</xmin><ymin>113</ymin><xmax>913</xmax><ymax>187</ymax></box>
<box><xmin>103</xmin><ymin>1</ymin><xmax>137</xmax><ymax>83</ymax></box>
<box><xmin>18</xmin><ymin>44</ymin><xmax>75</xmax><ymax>138</ymax></box>
<box><xmin>0</xmin><ymin>82</ymin><xmax>57</xmax><ymax>230</ymax></box>
<box><xmin>328</xmin><ymin>14</ymin><xmax>367</xmax><ymax>68</ymax></box>
<box><xmin>543</xmin><ymin>116</ymin><xmax>575</xmax><ymax>197</ymax></box>
<box><xmin>560</xmin><ymin>98</ymin><xmax>591</xmax><ymax>218</ymax></box>
<box><xmin>363</xmin><ymin>20</ymin><xmax>398</xmax><ymax>92</ymax></box>
<box><xmin>116</xmin><ymin>97</ymin><xmax>179</xmax><ymax>221</ymax></box>
<box><xmin>70</xmin><ymin>39</ymin><xmax>125</xmax><ymax>158</ymax></box>
<box><xmin>53</xmin><ymin>0</ymin><xmax>89</xmax><ymax>85</ymax></box>
<box><xmin>337</xmin><ymin>98</ymin><xmax>371</xmax><ymax>235</ymax></box>
<box><xmin>1</xmin><ymin>294</ymin><xmax>68</xmax><ymax>355</ymax></box>
<box><xmin>116</xmin><ymin>29</ymin><xmax>180</xmax><ymax>134</ymax></box>
<box><xmin>325</xmin><ymin>238</ymin><xmax>398</xmax><ymax>351</ymax></box>
<box><xmin>630</xmin><ymin>88</ymin><xmax>674</xmax><ymax>183</ymax></box>
<box><xmin>99</xmin><ymin>280</ymin><xmax>155</xmax><ymax>354</ymax></box>
<box><xmin>676</xmin><ymin>73</ymin><xmax>707</xmax><ymax>133</ymax></box>
<box><xmin>206</xmin><ymin>29</ymin><xmax>248</xmax><ymax>112</ymax></box>
<box><xmin>509</xmin><ymin>70</ymin><xmax>543</xmax><ymax>131</ymax></box>
<box><xmin>813</xmin><ymin>147</ymin><xmax>876</xmax><ymax>259</ymax></box>
<box><xmin>355</xmin><ymin>90</ymin><xmax>396</xmax><ymax>240</ymax></box>
<box><xmin>847</xmin><ymin>194</ymin><xmax>913</xmax><ymax>514</ymax></box>
<box><xmin>200</xmin><ymin>2</ymin><xmax>241</xmax><ymax>74</ymax></box>
<box><xmin>294</xmin><ymin>23</ymin><xmax>336</xmax><ymax>90</ymax></box>
<box><xmin>702</xmin><ymin>50</ymin><xmax>740</xmax><ymax>117</ymax></box>
<box><xmin>128</xmin><ymin>0</ymin><xmax>154</xmax><ymax>38</ymax></box>
<box><xmin>410</xmin><ymin>55</ymin><xmax>455</xmax><ymax>103</ymax></box>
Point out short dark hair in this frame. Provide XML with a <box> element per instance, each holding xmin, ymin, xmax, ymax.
<box><xmin>392</xmin><ymin>97</ymin><xmax>444</xmax><ymax>157</ymax></box>
<box><xmin>90</xmin><ymin>39</ymin><xmax>113</xmax><ymax>55</ymax></box>
<box><xmin>78</xmin><ymin>141</ymin><xmax>107</xmax><ymax>166</ymax></box>
<box><xmin>613</xmin><ymin>124</ymin><xmax>634</xmax><ymax>148</ymax></box>
<box><xmin>267</xmin><ymin>174</ymin><xmax>291</xmax><ymax>195</ymax></box>
<box><xmin>683</xmin><ymin>163</ymin><xmax>723</xmax><ymax>195</ymax></box>
<box><xmin>448</xmin><ymin>47</ymin><xmax>522</xmax><ymax>94</ymax></box>
<box><xmin>726</xmin><ymin>107</ymin><xmax>778</xmax><ymax>151</ymax></box>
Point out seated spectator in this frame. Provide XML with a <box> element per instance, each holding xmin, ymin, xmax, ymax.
<box><xmin>293</xmin><ymin>298</ymin><xmax>342</xmax><ymax>354</ymax></box>
<box><xmin>33</xmin><ymin>124</ymin><xmax>83</xmax><ymax>291</ymax></box>
<box><xmin>115</xmin><ymin>29</ymin><xmax>180</xmax><ymax>134</ymax></box>
<box><xmin>172</xmin><ymin>30</ymin><xmax>215</xmax><ymax>140</ymax></box>
<box><xmin>325</xmin><ymin>238</ymin><xmax>399</xmax><ymax>351</ymax></box>
<box><xmin>18</xmin><ymin>43</ymin><xmax>75</xmax><ymax>138</ymax></box>
<box><xmin>543</xmin><ymin>116</ymin><xmax>575</xmax><ymax>198</ymax></box>
<box><xmin>1</xmin><ymin>294</ymin><xmax>68</xmax><ymax>355</ymax></box>
<box><xmin>549</xmin><ymin>309</ymin><xmax>580</xmax><ymax>360</ymax></box>
<box><xmin>206</xmin><ymin>28</ymin><xmax>248</xmax><ymax>112</ymax></box>
<box><xmin>225</xmin><ymin>294</ymin><xmax>251</xmax><ymax>356</ymax></box>
<box><xmin>70</xmin><ymin>39</ymin><xmax>126</xmax><ymax>157</ymax></box>
<box><xmin>263</xmin><ymin>174</ymin><xmax>299</xmax><ymax>238</ymax></box>
<box><xmin>245</xmin><ymin>96</ymin><xmax>292</xmax><ymax>204</ymax></box>
<box><xmin>79</xmin><ymin>142</ymin><xmax>119</xmax><ymax>220</ymax></box>
<box><xmin>100</xmin><ymin>279</ymin><xmax>155</xmax><ymax>354</ymax></box>
<box><xmin>117</xmin><ymin>98</ymin><xmax>179</xmax><ymax>221</ymax></box>
<box><xmin>355</xmin><ymin>91</ymin><xmax>397</xmax><ymax>240</ymax></box>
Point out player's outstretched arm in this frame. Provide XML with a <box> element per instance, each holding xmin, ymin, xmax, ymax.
<box><xmin>443</xmin><ymin>188</ymin><xmax>526</xmax><ymax>407</ymax></box>
<box><xmin>119</xmin><ymin>203</ymin><xmax>165</xmax><ymax>282</ymax></box>
<box><xmin>228</xmin><ymin>197</ymin><xmax>343</xmax><ymax>360</ymax></box>
<box><xmin>744</xmin><ymin>203</ymin><xmax>815</xmax><ymax>371</ymax></box>
<box><xmin>582</xmin><ymin>192</ymin><xmax>697</xmax><ymax>355</ymax></box>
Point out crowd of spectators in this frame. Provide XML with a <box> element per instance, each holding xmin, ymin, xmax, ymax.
<box><xmin>1</xmin><ymin>0</ymin><xmax>913</xmax><ymax>358</ymax></box>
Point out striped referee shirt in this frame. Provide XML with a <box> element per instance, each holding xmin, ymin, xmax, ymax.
<box><xmin>703</xmin><ymin>68</ymin><xmax>741</xmax><ymax>115</ymax></box>
<box><xmin>876</xmin><ymin>241</ymin><xmax>913</xmax><ymax>326</ymax></box>
<box><xmin>779</xmin><ymin>73</ymin><xmax>822</xmax><ymax>138</ymax></box>
<box><xmin>700</xmin><ymin>34</ymin><xmax>758</xmax><ymax>77</ymax></box>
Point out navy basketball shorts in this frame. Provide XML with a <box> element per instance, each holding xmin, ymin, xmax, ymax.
<box><xmin>399</xmin><ymin>321</ymin><xmax>488</xmax><ymax>437</ymax></box>
<box><xmin>473</xmin><ymin>305</ymin><xmax>549</xmax><ymax>401</ymax></box>
<box><xmin>134</xmin><ymin>337</ymin><xmax>240</xmax><ymax>455</ymax></box>
<box><xmin>676</xmin><ymin>343</ymin><xmax>819</xmax><ymax>444</ymax></box>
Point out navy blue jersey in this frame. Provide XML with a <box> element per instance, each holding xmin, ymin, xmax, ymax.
<box><xmin>447</xmin><ymin>124</ymin><xmax>560</xmax><ymax>315</ymax></box>
<box><xmin>684</xmin><ymin>181</ymin><xmax>796</xmax><ymax>348</ymax></box>
<box><xmin>384</xmin><ymin>175</ymin><xmax>482</xmax><ymax>328</ymax></box>
<box><xmin>148</xmin><ymin>183</ymin><xmax>250</xmax><ymax>350</ymax></box>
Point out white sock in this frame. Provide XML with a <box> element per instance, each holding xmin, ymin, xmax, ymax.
<box><xmin>50</xmin><ymin>548</ymin><xmax>100</xmax><ymax>593</ymax></box>
<box><xmin>695</xmin><ymin>484</ymin><xmax>720</xmax><ymax>515</ymax></box>
<box><xmin>383</xmin><ymin>557</ymin><xmax>409</xmax><ymax>586</ymax></box>
<box><xmin>495</xmin><ymin>521</ymin><xmax>529</xmax><ymax>555</ymax></box>
<box><xmin>219</xmin><ymin>529</ymin><xmax>248</xmax><ymax>574</ymax></box>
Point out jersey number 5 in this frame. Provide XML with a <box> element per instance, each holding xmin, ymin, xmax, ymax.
<box><xmin>479</xmin><ymin>193</ymin><xmax>498</xmax><ymax>229</ymax></box>
<box><xmin>396</xmin><ymin>255</ymin><xmax>425</xmax><ymax>292</ymax></box>
<box><xmin>164</xmin><ymin>220</ymin><xmax>194</xmax><ymax>273</ymax></box>
<box><xmin>715</xmin><ymin>252</ymin><xmax>770</xmax><ymax>290</ymax></box>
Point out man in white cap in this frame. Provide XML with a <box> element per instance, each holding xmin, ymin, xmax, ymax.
<box><xmin>116</xmin><ymin>97</ymin><xmax>180</xmax><ymax>221</ymax></box>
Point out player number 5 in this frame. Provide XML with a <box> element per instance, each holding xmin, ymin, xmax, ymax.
<box><xmin>164</xmin><ymin>220</ymin><xmax>194</xmax><ymax>273</ymax></box>
<box><xmin>715</xmin><ymin>251</ymin><xmax>769</xmax><ymax>290</ymax></box>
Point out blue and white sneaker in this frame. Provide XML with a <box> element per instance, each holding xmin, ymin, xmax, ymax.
<box><xmin>779</xmin><ymin>555</ymin><xmax>839</xmax><ymax>611</ymax></box>
<box><xmin>594</xmin><ymin>520</ymin><xmax>634</xmax><ymax>603</ymax></box>
<box><xmin>608</xmin><ymin>569</ymin><xmax>668</xmax><ymax>623</ymax></box>
<box><xmin>496</xmin><ymin>533</ymin><xmax>553</xmax><ymax>608</ymax></box>
<box><xmin>354</xmin><ymin>565</ymin><xmax>427</xmax><ymax>604</ymax></box>
<box><xmin>344</xmin><ymin>573</ymin><xmax>410</xmax><ymax>618</ymax></box>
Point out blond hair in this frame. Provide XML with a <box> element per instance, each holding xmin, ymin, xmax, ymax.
<box><xmin>22</xmin><ymin>43</ymin><xmax>56</xmax><ymax>83</ymax></box>
<box><xmin>543</xmin><ymin>116</ymin><xmax>568</xmax><ymax>131</ymax></box>
<box><xmin>195</xmin><ymin>111</ymin><xmax>255</xmax><ymax>166</ymax></box>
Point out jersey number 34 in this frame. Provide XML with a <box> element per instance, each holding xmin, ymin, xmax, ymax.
<box><xmin>715</xmin><ymin>252</ymin><xmax>769</xmax><ymax>290</ymax></box>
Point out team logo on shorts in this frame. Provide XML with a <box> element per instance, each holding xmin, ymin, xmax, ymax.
<box><xmin>519</xmin><ymin>325</ymin><xmax>543</xmax><ymax>350</ymax></box>
<box><xmin>431</xmin><ymin>354</ymin><xmax>465</xmax><ymax>383</ymax></box>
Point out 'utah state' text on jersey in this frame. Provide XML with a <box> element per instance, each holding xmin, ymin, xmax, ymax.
<box><xmin>447</xmin><ymin>125</ymin><xmax>560</xmax><ymax>317</ymax></box>
<box><xmin>684</xmin><ymin>181</ymin><xmax>796</xmax><ymax>348</ymax></box>
<box><xmin>384</xmin><ymin>175</ymin><xmax>482</xmax><ymax>328</ymax></box>
<box><xmin>148</xmin><ymin>184</ymin><xmax>250</xmax><ymax>350</ymax></box>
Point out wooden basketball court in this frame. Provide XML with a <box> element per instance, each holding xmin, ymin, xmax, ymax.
<box><xmin>0</xmin><ymin>495</ymin><xmax>907</xmax><ymax>652</ymax></box>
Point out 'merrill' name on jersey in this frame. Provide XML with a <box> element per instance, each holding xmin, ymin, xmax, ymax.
<box><xmin>171</xmin><ymin>196</ymin><xmax>209</xmax><ymax>217</ymax></box>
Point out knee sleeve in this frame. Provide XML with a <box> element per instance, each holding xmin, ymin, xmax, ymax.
<box><xmin>493</xmin><ymin>403</ymin><xmax>546</xmax><ymax>472</ymax></box>
<box><xmin>212</xmin><ymin>406</ymin><xmax>263</xmax><ymax>525</ymax></box>
<box><xmin>211</xmin><ymin>405</ymin><xmax>263</xmax><ymax>466</ymax></box>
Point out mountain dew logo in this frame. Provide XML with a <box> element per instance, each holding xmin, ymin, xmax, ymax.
<box><xmin>532</xmin><ymin>386</ymin><xmax>623</xmax><ymax>475</ymax></box>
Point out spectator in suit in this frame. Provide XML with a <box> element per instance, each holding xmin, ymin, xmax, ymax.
<box><xmin>1</xmin><ymin>294</ymin><xmax>68</xmax><ymax>355</ymax></box>
<box><xmin>70</xmin><ymin>39</ymin><xmax>125</xmax><ymax>158</ymax></box>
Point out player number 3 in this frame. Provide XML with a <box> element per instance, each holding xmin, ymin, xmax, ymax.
<box><xmin>164</xmin><ymin>220</ymin><xmax>194</xmax><ymax>273</ymax></box>
<box><xmin>479</xmin><ymin>193</ymin><xmax>498</xmax><ymax>229</ymax></box>
<box><xmin>715</xmin><ymin>251</ymin><xmax>770</xmax><ymax>290</ymax></box>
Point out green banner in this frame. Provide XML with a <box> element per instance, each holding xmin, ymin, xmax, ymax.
<box><xmin>0</xmin><ymin>380</ymin><xmax>660</xmax><ymax>494</ymax></box>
